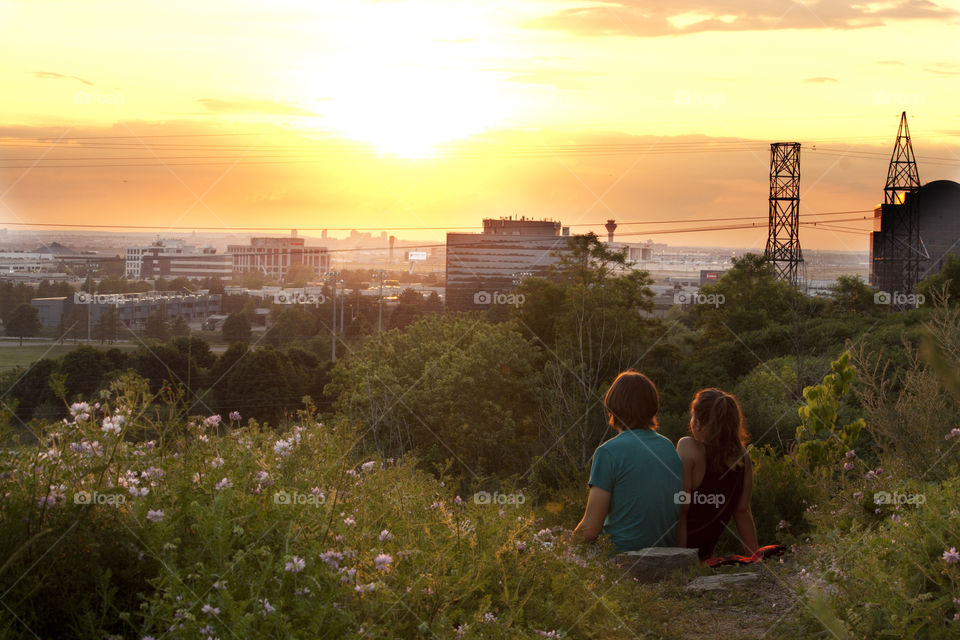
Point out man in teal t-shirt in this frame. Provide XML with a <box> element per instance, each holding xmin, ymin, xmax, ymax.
<box><xmin>588</xmin><ymin>429</ymin><xmax>682</xmax><ymax>551</ymax></box>
<box><xmin>574</xmin><ymin>370</ymin><xmax>682</xmax><ymax>553</ymax></box>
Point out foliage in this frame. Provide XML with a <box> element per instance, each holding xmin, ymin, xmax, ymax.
<box><xmin>221</xmin><ymin>312</ymin><xmax>252</xmax><ymax>344</ymax></box>
<box><xmin>5</xmin><ymin>303</ymin><xmax>42</xmax><ymax>344</ymax></box>
<box><xmin>794</xmin><ymin>352</ymin><xmax>865</xmax><ymax>474</ymax></box>
<box><xmin>0</xmin><ymin>376</ymin><xmax>669</xmax><ymax>639</ymax></box>
<box><xmin>916</xmin><ymin>253</ymin><xmax>960</xmax><ymax>305</ymax></box>
<box><xmin>143</xmin><ymin>310</ymin><xmax>170</xmax><ymax>341</ymax></box>
<box><xmin>328</xmin><ymin>314</ymin><xmax>544</xmax><ymax>477</ymax></box>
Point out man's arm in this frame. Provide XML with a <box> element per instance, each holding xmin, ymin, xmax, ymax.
<box><xmin>574</xmin><ymin>486</ymin><xmax>611</xmax><ymax>543</ymax></box>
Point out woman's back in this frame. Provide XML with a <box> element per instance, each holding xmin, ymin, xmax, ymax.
<box><xmin>685</xmin><ymin>459</ymin><xmax>745</xmax><ymax>559</ymax></box>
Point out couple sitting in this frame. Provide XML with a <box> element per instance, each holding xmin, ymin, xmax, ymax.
<box><xmin>574</xmin><ymin>370</ymin><xmax>758</xmax><ymax>560</ymax></box>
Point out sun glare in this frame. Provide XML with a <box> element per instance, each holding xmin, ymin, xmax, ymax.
<box><xmin>304</xmin><ymin>1</ymin><xmax>510</xmax><ymax>158</ymax></box>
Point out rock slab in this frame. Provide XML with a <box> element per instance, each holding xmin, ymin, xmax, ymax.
<box><xmin>685</xmin><ymin>572</ymin><xmax>760</xmax><ymax>591</ymax></box>
<box><xmin>615</xmin><ymin>547</ymin><xmax>699</xmax><ymax>581</ymax></box>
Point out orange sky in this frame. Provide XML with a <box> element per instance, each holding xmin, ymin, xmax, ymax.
<box><xmin>1</xmin><ymin>0</ymin><xmax>959</xmax><ymax>250</ymax></box>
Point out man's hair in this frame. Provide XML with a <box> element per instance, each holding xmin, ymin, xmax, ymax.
<box><xmin>604</xmin><ymin>370</ymin><xmax>660</xmax><ymax>431</ymax></box>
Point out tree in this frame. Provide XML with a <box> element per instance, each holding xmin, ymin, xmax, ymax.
<box><xmin>693</xmin><ymin>253</ymin><xmax>804</xmax><ymax>336</ymax></box>
<box><xmin>830</xmin><ymin>275</ymin><xmax>877</xmax><ymax>315</ymax></box>
<box><xmin>143</xmin><ymin>310</ymin><xmax>170</xmax><ymax>340</ymax></box>
<box><xmin>221</xmin><ymin>313</ymin><xmax>252</xmax><ymax>344</ymax></box>
<box><xmin>284</xmin><ymin>263</ymin><xmax>317</xmax><ymax>287</ymax></box>
<box><xmin>170</xmin><ymin>315</ymin><xmax>190</xmax><ymax>337</ymax></box>
<box><xmin>265</xmin><ymin>306</ymin><xmax>318</xmax><ymax>346</ymax></box>
<box><xmin>916</xmin><ymin>253</ymin><xmax>960</xmax><ymax>305</ymax></box>
<box><xmin>328</xmin><ymin>314</ymin><xmax>544</xmax><ymax>476</ymax></box>
<box><xmin>513</xmin><ymin>233</ymin><xmax>660</xmax><ymax>473</ymax></box>
<box><xmin>94</xmin><ymin>307</ymin><xmax>121</xmax><ymax>343</ymax></box>
<box><xmin>5</xmin><ymin>304</ymin><xmax>42</xmax><ymax>346</ymax></box>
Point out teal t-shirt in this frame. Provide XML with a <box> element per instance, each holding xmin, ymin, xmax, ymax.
<box><xmin>588</xmin><ymin>429</ymin><xmax>682</xmax><ymax>552</ymax></box>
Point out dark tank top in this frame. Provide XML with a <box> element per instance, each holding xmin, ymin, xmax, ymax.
<box><xmin>686</xmin><ymin>462</ymin><xmax>745</xmax><ymax>560</ymax></box>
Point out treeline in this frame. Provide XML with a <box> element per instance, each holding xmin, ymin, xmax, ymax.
<box><xmin>0</xmin><ymin>338</ymin><xmax>333</xmax><ymax>426</ymax></box>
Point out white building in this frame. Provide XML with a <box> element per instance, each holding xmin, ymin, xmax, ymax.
<box><xmin>125</xmin><ymin>238</ymin><xmax>221</xmax><ymax>279</ymax></box>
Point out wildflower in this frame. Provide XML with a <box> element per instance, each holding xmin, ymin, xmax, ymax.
<box><xmin>339</xmin><ymin>567</ymin><xmax>356</xmax><ymax>583</ymax></box>
<box><xmin>777</xmin><ymin>520</ymin><xmax>789</xmax><ymax>530</ymax></box>
<box><xmin>260</xmin><ymin>598</ymin><xmax>274</xmax><ymax>616</ymax></box>
<box><xmin>212</xmin><ymin>580</ymin><xmax>226</xmax><ymax>590</ymax></box>
<box><xmin>203</xmin><ymin>415</ymin><xmax>222</xmax><ymax>428</ymax></box>
<box><xmin>210</xmin><ymin>457</ymin><xmax>224</xmax><ymax>469</ymax></box>
<box><xmin>273</xmin><ymin>439</ymin><xmax>293</xmax><ymax>457</ymax></box>
<box><xmin>845</xmin><ymin>449</ymin><xmax>856</xmax><ymax>459</ymax></box>
<box><xmin>129</xmin><ymin>486</ymin><xmax>149</xmax><ymax>498</ymax></box>
<box><xmin>454</xmin><ymin>495</ymin><xmax>462</xmax><ymax>505</ymax></box>
<box><xmin>229</xmin><ymin>411</ymin><xmax>242</xmax><ymax>421</ymax></box>
<box><xmin>285</xmin><ymin>556</ymin><xmax>306</xmax><ymax>573</ymax></box>
<box><xmin>70</xmin><ymin>402</ymin><xmax>91</xmax><ymax>420</ymax></box>
<box><xmin>146</xmin><ymin>509</ymin><xmax>164</xmax><ymax>523</ymax></box>
<box><xmin>853</xmin><ymin>491</ymin><xmax>863</xmax><ymax>500</ymax></box>
<box><xmin>354</xmin><ymin>582</ymin><xmax>377</xmax><ymax>593</ymax></box>
<box><xmin>361</xmin><ymin>460</ymin><xmax>376</xmax><ymax>472</ymax></box>
<box><xmin>947</xmin><ymin>428</ymin><xmax>960</xmax><ymax>440</ymax></box>
<box><xmin>516</xmin><ymin>541</ymin><xmax>527</xmax><ymax>552</ymax></box>
<box><xmin>483</xmin><ymin>612</ymin><xmax>497</xmax><ymax>623</ymax></box>
<box><xmin>943</xmin><ymin>547</ymin><xmax>960</xmax><ymax>564</ymax></box>
<box><xmin>201</xmin><ymin>604</ymin><xmax>219</xmax><ymax>616</ymax></box>
<box><xmin>101</xmin><ymin>416</ymin><xmax>123</xmax><ymax>435</ymax></box>
<box><xmin>379</xmin><ymin>529</ymin><xmax>392</xmax><ymax>541</ymax></box>
<box><xmin>214</xmin><ymin>477</ymin><xmax>232</xmax><ymax>491</ymax></box>
<box><xmin>374</xmin><ymin>553</ymin><xmax>393</xmax><ymax>571</ymax></box>
<box><xmin>843</xmin><ymin>462</ymin><xmax>854</xmax><ymax>471</ymax></box>
<box><xmin>320</xmin><ymin>549</ymin><xmax>344</xmax><ymax>569</ymax></box>
<box><xmin>344</xmin><ymin>517</ymin><xmax>355</xmax><ymax>526</ymax></box>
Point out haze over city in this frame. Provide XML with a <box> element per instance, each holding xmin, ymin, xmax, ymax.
<box><xmin>2</xmin><ymin>0</ymin><xmax>959</xmax><ymax>250</ymax></box>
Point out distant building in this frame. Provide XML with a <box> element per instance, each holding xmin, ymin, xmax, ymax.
<box><xmin>227</xmin><ymin>237</ymin><xmax>330</xmax><ymax>280</ymax></box>
<box><xmin>31</xmin><ymin>291</ymin><xmax>222</xmax><ymax>331</ymax></box>
<box><xmin>140</xmin><ymin>252</ymin><xmax>232</xmax><ymax>280</ymax></box>
<box><xmin>445</xmin><ymin>217</ymin><xmax>570</xmax><ymax>311</ymax></box>
<box><xmin>870</xmin><ymin>180</ymin><xmax>960</xmax><ymax>290</ymax></box>
<box><xmin>125</xmin><ymin>238</ymin><xmax>218</xmax><ymax>279</ymax></box>
<box><xmin>700</xmin><ymin>270</ymin><xmax>726</xmax><ymax>286</ymax></box>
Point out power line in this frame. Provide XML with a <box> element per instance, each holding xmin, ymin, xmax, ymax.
<box><xmin>0</xmin><ymin>210</ymin><xmax>874</xmax><ymax>232</ymax></box>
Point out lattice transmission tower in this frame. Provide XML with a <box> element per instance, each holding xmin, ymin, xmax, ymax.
<box><xmin>765</xmin><ymin>142</ymin><xmax>804</xmax><ymax>286</ymax></box>
<box><xmin>874</xmin><ymin>111</ymin><xmax>924</xmax><ymax>301</ymax></box>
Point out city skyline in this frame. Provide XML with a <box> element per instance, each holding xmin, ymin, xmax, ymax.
<box><xmin>2</xmin><ymin>0</ymin><xmax>959</xmax><ymax>251</ymax></box>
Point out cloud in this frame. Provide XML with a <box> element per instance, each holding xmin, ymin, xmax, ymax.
<box><xmin>804</xmin><ymin>76</ymin><xmax>839</xmax><ymax>83</ymax></box>
<box><xmin>526</xmin><ymin>1</ymin><xmax>958</xmax><ymax>38</ymax></box>
<box><xmin>32</xmin><ymin>71</ymin><xmax>94</xmax><ymax>86</ymax></box>
<box><xmin>196</xmin><ymin>98</ymin><xmax>317</xmax><ymax>116</ymax></box>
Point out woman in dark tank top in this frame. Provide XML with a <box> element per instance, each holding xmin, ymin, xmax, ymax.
<box><xmin>674</xmin><ymin>389</ymin><xmax>758</xmax><ymax>560</ymax></box>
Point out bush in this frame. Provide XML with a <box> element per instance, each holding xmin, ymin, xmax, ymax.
<box><xmin>0</xmin><ymin>374</ymin><xmax>674</xmax><ymax>639</ymax></box>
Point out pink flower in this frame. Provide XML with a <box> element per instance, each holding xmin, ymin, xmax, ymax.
<box><xmin>943</xmin><ymin>547</ymin><xmax>960</xmax><ymax>564</ymax></box>
<box><xmin>845</xmin><ymin>449</ymin><xmax>856</xmax><ymax>459</ymax></box>
<box><xmin>285</xmin><ymin>556</ymin><xmax>306</xmax><ymax>572</ymax></box>
<box><xmin>374</xmin><ymin>553</ymin><xmax>393</xmax><ymax>571</ymax></box>
<box><xmin>146</xmin><ymin>509</ymin><xmax>164</xmax><ymax>523</ymax></box>
<box><xmin>843</xmin><ymin>462</ymin><xmax>854</xmax><ymax>471</ymax></box>
<box><xmin>229</xmin><ymin>411</ymin><xmax>242</xmax><ymax>421</ymax></box>
<box><xmin>201</xmin><ymin>604</ymin><xmax>219</xmax><ymax>616</ymax></box>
